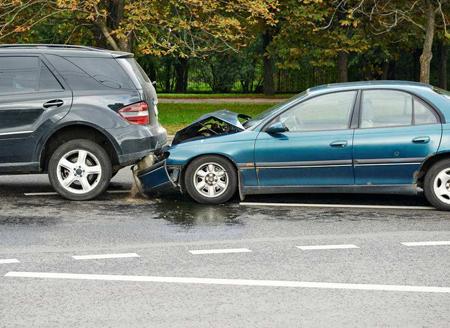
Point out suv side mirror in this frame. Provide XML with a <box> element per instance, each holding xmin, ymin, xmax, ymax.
<box><xmin>265</xmin><ymin>121</ymin><xmax>288</xmax><ymax>134</ymax></box>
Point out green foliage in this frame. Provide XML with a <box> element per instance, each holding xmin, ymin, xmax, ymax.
<box><xmin>1</xmin><ymin>0</ymin><xmax>449</xmax><ymax>91</ymax></box>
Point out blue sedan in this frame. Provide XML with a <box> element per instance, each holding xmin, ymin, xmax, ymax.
<box><xmin>137</xmin><ymin>81</ymin><xmax>450</xmax><ymax>210</ymax></box>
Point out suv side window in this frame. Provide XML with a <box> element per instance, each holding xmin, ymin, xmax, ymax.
<box><xmin>360</xmin><ymin>90</ymin><xmax>413</xmax><ymax>128</ymax></box>
<box><xmin>278</xmin><ymin>91</ymin><xmax>356</xmax><ymax>132</ymax></box>
<box><xmin>0</xmin><ymin>56</ymin><xmax>62</xmax><ymax>94</ymax></box>
<box><xmin>66</xmin><ymin>57</ymin><xmax>135</xmax><ymax>89</ymax></box>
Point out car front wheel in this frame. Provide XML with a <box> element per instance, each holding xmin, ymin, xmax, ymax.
<box><xmin>48</xmin><ymin>139</ymin><xmax>112</xmax><ymax>201</ymax></box>
<box><xmin>184</xmin><ymin>155</ymin><xmax>237</xmax><ymax>204</ymax></box>
<box><xmin>424</xmin><ymin>159</ymin><xmax>450</xmax><ymax>211</ymax></box>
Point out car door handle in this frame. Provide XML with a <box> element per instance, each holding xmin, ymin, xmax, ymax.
<box><xmin>330</xmin><ymin>140</ymin><xmax>348</xmax><ymax>148</ymax></box>
<box><xmin>43</xmin><ymin>99</ymin><xmax>64</xmax><ymax>108</ymax></box>
<box><xmin>412</xmin><ymin>136</ymin><xmax>430</xmax><ymax>144</ymax></box>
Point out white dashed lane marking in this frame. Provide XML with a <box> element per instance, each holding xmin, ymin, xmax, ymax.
<box><xmin>24</xmin><ymin>190</ymin><xmax>130</xmax><ymax>196</ymax></box>
<box><xmin>297</xmin><ymin>244</ymin><xmax>359</xmax><ymax>250</ymax></box>
<box><xmin>189</xmin><ymin>248</ymin><xmax>252</xmax><ymax>255</ymax></box>
<box><xmin>72</xmin><ymin>253</ymin><xmax>140</xmax><ymax>260</ymax></box>
<box><xmin>5</xmin><ymin>271</ymin><xmax>450</xmax><ymax>294</ymax></box>
<box><xmin>0</xmin><ymin>259</ymin><xmax>20</xmax><ymax>264</ymax></box>
<box><xmin>401</xmin><ymin>241</ymin><xmax>450</xmax><ymax>247</ymax></box>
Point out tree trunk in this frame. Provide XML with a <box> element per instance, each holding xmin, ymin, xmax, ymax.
<box><xmin>388</xmin><ymin>61</ymin><xmax>396</xmax><ymax>80</ymax></box>
<box><xmin>438</xmin><ymin>40</ymin><xmax>448</xmax><ymax>89</ymax></box>
<box><xmin>337</xmin><ymin>51</ymin><xmax>348</xmax><ymax>82</ymax></box>
<box><xmin>174</xmin><ymin>58</ymin><xmax>188</xmax><ymax>93</ymax></box>
<box><xmin>108</xmin><ymin>0</ymin><xmax>131</xmax><ymax>51</ymax></box>
<box><xmin>382</xmin><ymin>61</ymin><xmax>389</xmax><ymax>80</ymax></box>
<box><xmin>262</xmin><ymin>29</ymin><xmax>275</xmax><ymax>95</ymax></box>
<box><xmin>97</xmin><ymin>20</ymin><xmax>121</xmax><ymax>51</ymax></box>
<box><xmin>419</xmin><ymin>1</ymin><xmax>435</xmax><ymax>84</ymax></box>
<box><xmin>164</xmin><ymin>60</ymin><xmax>172</xmax><ymax>92</ymax></box>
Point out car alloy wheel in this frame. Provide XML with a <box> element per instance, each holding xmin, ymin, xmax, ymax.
<box><xmin>184</xmin><ymin>155</ymin><xmax>237</xmax><ymax>204</ymax></box>
<box><xmin>432</xmin><ymin>167</ymin><xmax>450</xmax><ymax>204</ymax></box>
<box><xmin>56</xmin><ymin>149</ymin><xmax>102</xmax><ymax>194</ymax></box>
<box><xmin>193</xmin><ymin>162</ymin><xmax>229</xmax><ymax>198</ymax></box>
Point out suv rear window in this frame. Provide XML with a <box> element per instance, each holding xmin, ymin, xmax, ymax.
<box><xmin>118</xmin><ymin>58</ymin><xmax>151</xmax><ymax>86</ymax></box>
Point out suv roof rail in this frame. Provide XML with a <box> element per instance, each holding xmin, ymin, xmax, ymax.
<box><xmin>0</xmin><ymin>44</ymin><xmax>103</xmax><ymax>51</ymax></box>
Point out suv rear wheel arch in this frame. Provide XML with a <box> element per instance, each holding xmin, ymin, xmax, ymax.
<box><xmin>40</xmin><ymin>124</ymin><xmax>120</xmax><ymax>172</ymax></box>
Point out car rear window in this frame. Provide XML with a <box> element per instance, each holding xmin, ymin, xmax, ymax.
<box><xmin>434</xmin><ymin>87</ymin><xmax>450</xmax><ymax>100</ymax></box>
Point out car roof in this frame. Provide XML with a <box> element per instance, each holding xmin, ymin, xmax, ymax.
<box><xmin>0</xmin><ymin>44</ymin><xmax>133</xmax><ymax>58</ymax></box>
<box><xmin>307</xmin><ymin>80</ymin><xmax>432</xmax><ymax>94</ymax></box>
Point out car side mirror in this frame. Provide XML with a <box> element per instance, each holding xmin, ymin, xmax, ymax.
<box><xmin>265</xmin><ymin>122</ymin><xmax>288</xmax><ymax>134</ymax></box>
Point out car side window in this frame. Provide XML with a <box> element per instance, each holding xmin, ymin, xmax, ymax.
<box><xmin>278</xmin><ymin>91</ymin><xmax>356</xmax><ymax>132</ymax></box>
<box><xmin>360</xmin><ymin>90</ymin><xmax>413</xmax><ymax>128</ymax></box>
<box><xmin>414</xmin><ymin>98</ymin><xmax>438</xmax><ymax>125</ymax></box>
<box><xmin>0</xmin><ymin>56</ymin><xmax>62</xmax><ymax>94</ymax></box>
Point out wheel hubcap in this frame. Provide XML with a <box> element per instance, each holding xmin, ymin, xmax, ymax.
<box><xmin>433</xmin><ymin>168</ymin><xmax>450</xmax><ymax>204</ymax></box>
<box><xmin>56</xmin><ymin>149</ymin><xmax>102</xmax><ymax>194</ymax></box>
<box><xmin>193</xmin><ymin>163</ymin><xmax>229</xmax><ymax>198</ymax></box>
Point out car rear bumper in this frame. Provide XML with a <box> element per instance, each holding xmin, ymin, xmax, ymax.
<box><xmin>113</xmin><ymin>124</ymin><xmax>168</xmax><ymax>166</ymax></box>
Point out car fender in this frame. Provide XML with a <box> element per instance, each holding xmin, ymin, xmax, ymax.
<box><xmin>165</xmin><ymin>136</ymin><xmax>258</xmax><ymax>196</ymax></box>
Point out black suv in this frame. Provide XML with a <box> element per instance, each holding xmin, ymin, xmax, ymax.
<box><xmin>0</xmin><ymin>44</ymin><xmax>167</xmax><ymax>200</ymax></box>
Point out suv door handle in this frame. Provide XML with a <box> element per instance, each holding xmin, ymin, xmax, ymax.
<box><xmin>43</xmin><ymin>99</ymin><xmax>64</xmax><ymax>108</ymax></box>
<box><xmin>412</xmin><ymin>136</ymin><xmax>430</xmax><ymax>144</ymax></box>
<box><xmin>330</xmin><ymin>140</ymin><xmax>348</xmax><ymax>148</ymax></box>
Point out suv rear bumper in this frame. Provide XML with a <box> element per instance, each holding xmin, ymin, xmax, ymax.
<box><xmin>111</xmin><ymin>124</ymin><xmax>168</xmax><ymax>166</ymax></box>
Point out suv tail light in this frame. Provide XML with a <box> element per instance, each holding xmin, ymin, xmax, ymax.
<box><xmin>119</xmin><ymin>101</ymin><xmax>149</xmax><ymax>125</ymax></box>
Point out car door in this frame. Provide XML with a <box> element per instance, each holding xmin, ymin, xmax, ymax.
<box><xmin>0</xmin><ymin>55</ymin><xmax>72</xmax><ymax>169</ymax></box>
<box><xmin>254</xmin><ymin>90</ymin><xmax>357</xmax><ymax>187</ymax></box>
<box><xmin>353</xmin><ymin>89</ymin><xmax>442</xmax><ymax>185</ymax></box>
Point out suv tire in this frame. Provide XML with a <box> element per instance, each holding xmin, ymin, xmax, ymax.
<box><xmin>424</xmin><ymin>159</ymin><xmax>450</xmax><ymax>210</ymax></box>
<box><xmin>184</xmin><ymin>155</ymin><xmax>237</xmax><ymax>204</ymax></box>
<box><xmin>48</xmin><ymin>139</ymin><xmax>112</xmax><ymax>201</ymax></box>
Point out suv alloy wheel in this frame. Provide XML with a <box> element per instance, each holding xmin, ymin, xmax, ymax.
<box><xmin>48</xmin><ymin>139</ymin><xmax>112</xmax><ymax>200</ymax></box>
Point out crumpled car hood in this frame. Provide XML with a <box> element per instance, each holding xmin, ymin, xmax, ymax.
<box><xmin>172</xmin><ymin>110</ymin><xmax>250</xmax><ymax>145</ymax></box>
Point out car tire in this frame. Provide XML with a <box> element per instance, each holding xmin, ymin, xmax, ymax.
<box><xmin>424</xmin><ymin>159</ymin><xmax>450</xmax><ymax>211</ymax></box>
<box><xmin>184</xmin><ymin>155</ymin><xmax>237</xmax><ymax>204</ymax></box>
<box><xmin>48</xmin><ymin>139</ymin><xmax>112</xmax><ymax>201</ymax></box>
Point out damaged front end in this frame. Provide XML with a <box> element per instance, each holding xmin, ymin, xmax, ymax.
<box><xmin>133</xmin><ymin>110</ymin><xmax>249</xmax><ymax>196</ymax></box>
<box><xmin>172</xmin><ymin>110</ymin><xmax>249</xmax><ymax>145</ymax></box>
<box><xmin>133</xmin><ymin>148</ymin><xmax>182</xmax><ymax>195</ymax></box>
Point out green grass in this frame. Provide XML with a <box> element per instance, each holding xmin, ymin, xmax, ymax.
<box><xmin>158</xmin><ymin>93</ymin><xmax>294</xmax><ymax>99</ymax></box>
<box><xmin>158</xmin><ymin>102</ymin><xmax>273</xmax><ymax>134</ymax></box>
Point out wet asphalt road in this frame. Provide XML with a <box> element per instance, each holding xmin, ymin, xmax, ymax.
<box><xmin>1</xmin><ymin>169</ymin><xmax>450</xmax><ymax>327</ymax></box>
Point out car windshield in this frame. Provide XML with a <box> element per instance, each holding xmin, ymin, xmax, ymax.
<box><xmin>243</xmin><ymin>91</ymin><xmax>308</xmax><ymax>128</ymax></box>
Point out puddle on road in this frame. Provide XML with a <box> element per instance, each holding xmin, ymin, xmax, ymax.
<box><xmin>152</xmin><ymin>200</ymin><xmax>243</xmax><ymax>227</ymax></box>
<box><xmin>2</xmin><ymin>179</ymin><xmax>447</xmax><ymax>229</ymax></box>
